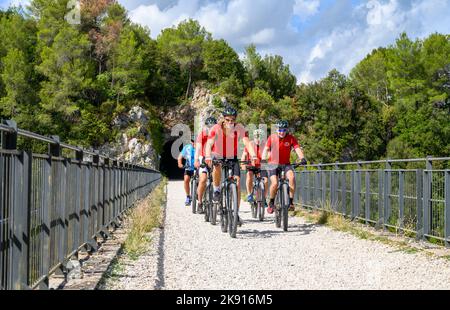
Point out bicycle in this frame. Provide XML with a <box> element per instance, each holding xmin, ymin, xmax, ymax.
<box><xmin>190</xmin><ymin>167</ymin><xmax>199</xmax><ymax>214</ymax></box>
<box><xmin>197</xmin><ymin>161</ymin><xmax>215</xmax><ymax>223</ymax></box>
<box><xmin>211</xmin><ymin>159</ymin><xmax>249</xmax><ymax>238</ymax></box>
<box><xmin>246</xmin><ymin>166</ymin><xmax>266</xmax><ymax>222</ymax></box>
<box><xmin>271</xmin><ymin>163</ymin><xmax>303</xmax><ymax>232</ymax></box>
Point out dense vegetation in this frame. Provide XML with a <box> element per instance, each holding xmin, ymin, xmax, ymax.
<box><xmin>0</xmin><ymin>1</ymin><xmax>448</xmax><ymax>163</ymax></box>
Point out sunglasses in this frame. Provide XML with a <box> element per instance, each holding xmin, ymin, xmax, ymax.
<box><xmin>224</xmin><ymin>118</ymin><xmax>236</xmax><ymax>123</ymax></box>
<box><xmin>277</xmin><ymin>129</ymin><xmax>287</xmax><ymax>133</ymax></box>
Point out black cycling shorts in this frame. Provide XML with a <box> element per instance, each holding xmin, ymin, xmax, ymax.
<box><xmin>268</xmin><ymin>165</ymin><xmax>294</xmax><ymax>178</ymax></box>
<box><xmin>247</xmin><ymin>169</ymin><xmax>268</xmax><ymax>179</ymax></box>
<box><xmin>214</xmin><ymin>160</ymin><xmax>240</xmax><ymax>178</ymax></box>
<box><xmin>184</xmin><ymin>170</ymin><xmax>194</xmax><ymax>177</ymax></box>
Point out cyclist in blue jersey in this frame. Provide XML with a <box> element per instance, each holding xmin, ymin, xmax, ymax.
<box><xmin>178</xmin><ymin>138</ymin><xmax>196</xmax><ymax>206</ymax></box>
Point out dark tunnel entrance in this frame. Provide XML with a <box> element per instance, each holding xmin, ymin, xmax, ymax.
<box><xmin>159</xmin><ymin>139</ymin><xmax>185</xmax><ymax>180</ymax></box>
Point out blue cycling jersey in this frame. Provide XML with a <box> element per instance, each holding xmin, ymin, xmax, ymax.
<box><xmin>181</xmin><ymin>144</ymin><xmax>195</xmax><ymax>171</ymax></box>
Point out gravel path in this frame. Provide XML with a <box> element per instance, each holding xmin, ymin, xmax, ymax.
<box><xmin>159</xmin><ymin>181</ymin><xmax>450</xmax><ymax>290</ymax></box>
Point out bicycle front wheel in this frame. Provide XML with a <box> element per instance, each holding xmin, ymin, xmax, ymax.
<box><xmin>220</xmin><ymin>187</ymin><xmax>228</xmax><ymax>233</ymax></box>
<box><xmin>204</xmin><ymin>183</ymin><xmax>211</xmax><ymax>222</ymax></box>
<box><xmin>228</xmin><ymin>183</ymin><xmax>239</xmax><ymax>238</ymax></box>
<box><xmin>281</xmin><ymin>183</ymin><xmax>290</xmax><ymax>232</ymax></box>
<box><xmin>275</xmin><ymin>190</ymin><xmax>281</xmax><ymax>228</ymax></box>
<box><xmin>191</xmin><ymin>178</ymin><xmax>197</xmax><ymax>214</ymax></box>
<box><xmin>210</xmin><ymin>190</ymin><xmax>217</xmax><ymax>226</ymax></box>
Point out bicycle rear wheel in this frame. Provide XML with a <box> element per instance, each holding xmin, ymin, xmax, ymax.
<box><xmin>250</xmin><ymin>184</ymin><xmax>257</xmax><ymax>218</ymax></box>
<box><xmin>257</xmin><ymin>181</ymin><xmax>265</xmax><ymax>221</ymax></box>
<box><xmin>281</xmin><ymin>183</ymin><xmax>290</xmax><ymax>232</ymax></box>
<box><xmin>228</xmin><ymin>183</ymin><xmax>239</xmax><ymax>238</ymax></box>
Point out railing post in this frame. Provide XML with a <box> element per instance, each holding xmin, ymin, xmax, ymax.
<box><xmin>342</xmin><ymin>168</ymin><xmax>347</xmax><ymax>216</ymax></box>
<box><xmin>314</xmin><ymin>165</ymin><xmax>321</xmax><ymax>208</ymax></box>
<box><xmin>11</xmin><ymin>148</ymin><xmax>29</xmax><ymax>289</ymax></box>
<box><xmin>93</xmin><ymin>152</ymin><xmax>100</xmax><ymax>239</ymax></box>
<box><xmin>39</xmin><ymin>151</ymin><xmax>52</xmax><ymax>289</ymax></box>
<box><xmin>330</xmin><ymin>164</ymin><xmax>335</xmax><ymax>210</ymax></box>
<box><xmin>74</xmin><ymin>149</ymin><xmax>83</xmax><ymax>252</ymax></box>
<box><xmin>377</xmin><ymin>168</ymin><xmax>383</xmax><ymax>229</ymax></box>
<box><xmin>335</xmin><ymin>163</ymin><xmax>341</xmax><ymax>213</ymax></box>
<box><xmin>384</xmin><ymin>160</ymin><xmax>392</xmax><ymax>230</ymax></box>
<box><xmin>49</xmin><ymin>136</ymin><xmax>61</xmax><ymax>157</ymax></box>
<box><xmin>399</xmin><ymin>170</ymin><xmax>405</xmax><ymax>230</ymax></box>
<box><xmin>416</xmin><ymin>169</ymin><xmax>423</xmax><ymax>240</ymax></box>
<box><xmin>321</xmin><ymin>165</ymin><xmax>326</xmax><ymax>209</ymax></box>
<box><xmin>1</xmin><ymin>120</ymin><xmax>18</xmax><ymax>149</ymax></box>
<box><xmin>444</xmin><ymin>170</ymin><xmax>449</xmax><ymax>247</ymax></box>
<box><xmin>365</xmin><ymin>169</ymin><xmax>370</xmax><ymax>224</ymax></box>
<box><xmin>423</xmin><ymin>158</ymin><xmax>432</xmax><ymax>239</ymax></box>
<box><xmin>103</xmin><ymin>158</ymin><xmax>110</xmax><ymax>232</ymax></box>
<box><xmin>353</xmin><ymin>162</ymin><xmax>362</xmax><ymax>220</ymax></box>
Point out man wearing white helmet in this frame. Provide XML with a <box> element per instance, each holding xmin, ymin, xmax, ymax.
<box><xmin>241</xmin><ymin>129</ymin><xmax>268</xmax><ymax>207</ymax></box>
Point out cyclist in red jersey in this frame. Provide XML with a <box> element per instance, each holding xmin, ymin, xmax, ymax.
<box><xmin>204</xmin><ymin>107</ymin><xmax>258</xmax><ymax>217</ymax></box>
<box><xmin>240</xmin><ymin>129</ymin><xmax>268</xmax><ymax>206</ymax></box>
<box><xmin>262</xmin><ymin>120</ymin><xmax>306</xmax><ymax>214</ymax></box>
<box><xmin>194</xmin><ymin>116</ymin><xmax>217</xmax><ymax>214</ymax></box>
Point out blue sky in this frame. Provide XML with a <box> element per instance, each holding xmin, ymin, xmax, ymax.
<box><xmin>2</xmin><ymin>0</ymin><xmax>450</xmax><ymax>83</ymax></box>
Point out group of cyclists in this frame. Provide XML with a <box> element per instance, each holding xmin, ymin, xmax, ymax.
<box><xmin>178</xmin><ymin>106</ymin><xmax>307</xmax><ymax>235</ymax></box>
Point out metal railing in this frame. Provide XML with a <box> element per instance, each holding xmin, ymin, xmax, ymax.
<box><xmin>0</xmin><ymin>120</ymin><xmax>161</xmax><ymax>290</ymax></box>
<box><xmin>295</xmin><ymin>158</ymin><xmax>449</xmax><ymax>246</ymax></box>
<box><xmin>240</xmin><ymin>158</ymin><xmax>449</xmax><ymax>247</ymax></box>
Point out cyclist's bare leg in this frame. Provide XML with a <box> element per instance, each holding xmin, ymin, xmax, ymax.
<box><xmin>197</xmin><ymin>173</ymin><xmax>207</xmax><ymax>204</ymax></box>
<box><xmin>286</xmin><ymin>170</ymin><xmax>296</xmax><ymax>200</ymax></box>
<box><xmin>184</xmin><ymin>174</ymin><xmax>191</xmax><ymax>196</ymax></box>
<box><xmin>212</xmin><ymin>164</ymin><xmax>222</xmax><ymax>188</ymax></box>
<box><xmin>263</xmin><ymin>177</ymin><xmax>269</xmax><ymax>199</ymax></box>
<box><xmin>235</xmin><ymin>176</ymin><xmax>241</xmax><ymax>209</ymax></box>
<box><xmin>246</xmin><ymin>171</ymin><xmax>254</xmax><ymax>195</ymax></box>
<box><xmin>269</xmin><ymin>175</ymin><xmax>278</xmax><ymax>200</ymax></box>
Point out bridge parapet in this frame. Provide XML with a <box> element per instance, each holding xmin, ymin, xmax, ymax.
<box><xmin>0</xmin><ymin>120</ymin><xmax>161</xmax><ymax>290</ymax></box>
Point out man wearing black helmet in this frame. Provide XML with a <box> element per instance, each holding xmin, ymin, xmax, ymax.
<box><xmin>194</xmin><ymin>116</ymin><xmax>217</xmax><ymax>214</ymax></box>
<box><xmin>204</xmin><ymin>107</ymin><xmax>258</xmax><ymax>221</ymax></box>
<box><xmin>262</xmin><ymin>120</ymin><xmax>306</xmax><ymax>213</ymax></box>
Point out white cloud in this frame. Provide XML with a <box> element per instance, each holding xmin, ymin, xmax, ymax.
<box><xmin>242</xmin><ymin>28</ymin><xmax>275</xmax><ymax>45</ymax></box>
<box><xmin>293</xmin><ymin>0</ymin><xmax>320</xmax><ymax>21</ymax></box>
<box><xmin>294</xmin><ymin>0</ymin><xmax>450</xmax><ymax>83</ymax></box>
<box><xmin>8</xmin><ymin>0</ymin><xmax>29</xmax><ymax>7</ymax></box>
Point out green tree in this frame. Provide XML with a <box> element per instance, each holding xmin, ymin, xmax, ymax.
<box><xmin>37</xmin><ymin>25</ymin><xmax>92</xmax><ymax>135</ymax></box>
<box><xmin>262</xmin><ymin>55</ymin><xmax>297</xmax><ymax>100</ymax></box>
<box><xmin>157</xmin><ymin>19</ymin><xmax>211</xmax><ymax>99</ymax></box>
<box><xmin>109</xmin><ymin>25</ymin><xmax>149</xmax><ymax>105</ymax></box>
<box><xmin>350</xmin><ymin>48</ymin><xmax>391</xmax><ymax>103</ymax></box>
<box><xmin>202</xmin><ymin>39</ymin><xmax>244</xmax><ymax>84</ymax></box>
<box><xmin>0</xmin><ymin>49</ymin><xmax>33</xmax><ymax>119</ymax></box>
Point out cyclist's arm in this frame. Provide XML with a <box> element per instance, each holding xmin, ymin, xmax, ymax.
<box><xmin>294</xmin><ymin>146</ymin><xmax>305</xmax><ymax>161</ymax></box>
<box><xmin>205</xmin><ymin>138</ymin><xmax>214</xmax><ymax>159</ymax></box>
<box><xmin>178</xmin><ymin>152</ymin><xmax>184</xmax><ymax>168</ymax></box>
<box><xmin>195</xmin><ymin>142</ymin><xmax>202</xmax><ymax>162</ymax></box>
<box><xmin>240</xmin><ymin>148</ymin><xmax>248</xmax><ymax>170</ymax></box>
<box><xmin>261</xmin><ymin>137</ymin><xmax>271</xmax><ymax>161</ymax></box>
<box><xmin>242</xmin><ymin>136</ymin><xmax>257</xmax><ymax>159</ymax></box>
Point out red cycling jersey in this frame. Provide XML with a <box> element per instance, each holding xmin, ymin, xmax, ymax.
<box><xmin>196</xmin><ymin>129</ymin><xmax>212</xmax><ymax>158</ymax></box>
<box><xmin>265</xmin><ymin>134</ymin><xmax>300</xmax><ymax>165</ymax></box>
<box><xmin>208</xmin><ymin>123</ymin><xmax>248</xmax><ymax>159</ymax></box>
<box><xmin>243</xmin><ymin>141</ymin><xmax>265</xmax><ymax>168</ymax></box>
